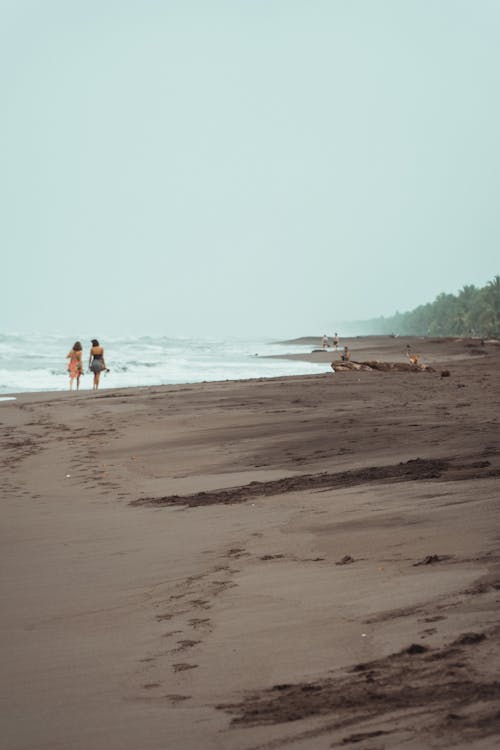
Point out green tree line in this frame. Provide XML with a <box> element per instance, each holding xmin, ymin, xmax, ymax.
<box><xmin>367</xmin><ymin>276</ymin><xmax>500</xmax><ymax>337</ymax></box>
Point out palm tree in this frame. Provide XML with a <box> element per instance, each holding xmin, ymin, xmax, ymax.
<box><xmin>366</xmin><ymin>277</ymin><xmax>499</xmax><ymax>337</ymax></box>
<box><xmin>456</xmin><ymin>285</ymin><xmax>478</xmax><ymax>334</ymax></box>
<box><xmin>483</xmin><ymin>276</ymin><xmax>500</xmax><ymax>336</ymax></box>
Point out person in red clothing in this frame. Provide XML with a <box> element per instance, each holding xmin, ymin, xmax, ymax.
<box><xmin>66</xmin><ymin>341</ymin><xmax>83</xmax><ymax>391</ymax></box>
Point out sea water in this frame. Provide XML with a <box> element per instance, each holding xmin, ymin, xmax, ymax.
<box><xmin>0</xmin><ymin>333</ymin><xmax>328</xmax><ymax>394</ymax></box>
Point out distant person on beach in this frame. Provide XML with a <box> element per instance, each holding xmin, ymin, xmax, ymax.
<box><xmin>322</xmin><ymin>334</ymin><xmax>329</xmax><ymax>349</ymax></box>
<box><xmin>66</xmin><ymin>341</ymin><xmax>83</xmax><ymax>391</ymax></box>
<box><xmin>405</xmin><ymin>345</ymin><xmax>419</xmax><ymax>365</ymax></box>
<box><xmin>89</xmin><ymin>339</ymin><xmax>108</xmax><ymax>391</ymax></box>
<box><xmin>341</xmin><ymin>346</ymin><xmax>351</xmax><ymax>362</ymax></box>
<box><xmin>333</xmin><ymin>332</ymin><xmax>339</xmax><ymax>350</ymax></box>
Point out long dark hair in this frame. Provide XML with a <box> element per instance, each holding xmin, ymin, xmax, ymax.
<box><xmin>73</xmin><ymin>341</ymin><xmax>82</xmax><ymax>351</ymax></box>
<box><xmin>91</xmin><ymin>339</ymin><xmax>99</xmax><ymax>347</ymax></box>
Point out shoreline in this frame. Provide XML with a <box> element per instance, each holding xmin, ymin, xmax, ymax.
<box><xmin>2</xmin><ymin>335</ymin><xmax>498</xmax><ymax>399</ymax></box>
<box><xmin>1</xmin><ymin>371</ymin><xmax>330</xmax><ymax>402</ymax></box>
<box><xmin>2</xmin><ymin>335</ymin><xmax>500</xmax><ymax>748</ymax></box>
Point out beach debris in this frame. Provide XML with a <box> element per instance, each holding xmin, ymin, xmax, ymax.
<box><xmin>336</xmin><ymin>554</ymin><xmax>355</xmax><ymax>565</ymax></box>
<box><xmin>332</xmin><ymin>360</ymin><xmax>435</xmax><ymax>373</ymax></box>
<box><xmin>413</xmin><ymin>554</ymin><xmax>447</xmax><ymax>566</ymax></box>
<box><xmin>404</xmin><ymin>643</ymin><xmax>429</xmax><ymax>655</ymax></box>
<box><xmin>441</xmin><ymin>370</ymin><xmax>451</xmax><ymax>377</ymax></box>
<box><xmin>260</xmin><ymin>554</ymin><xmax>284</xmax><ymax>561</ymax></box>
<box><xmin>65</xmin><ymin>474</ymin><xmax>71</xmax><ymax>478</ymax></box>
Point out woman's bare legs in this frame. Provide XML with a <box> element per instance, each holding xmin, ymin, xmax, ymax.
<box><xmin>93</xmin><ymin>371</ymin><xmax>101</xmax><ymax>391</ymax></box>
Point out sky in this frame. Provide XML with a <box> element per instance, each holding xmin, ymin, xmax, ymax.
<box><xmin>1</xmin><ymin>0</ymin><xmax>499</xmax><ymax>338</ymax></box>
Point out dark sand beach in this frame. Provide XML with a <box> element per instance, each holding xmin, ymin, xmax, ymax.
<box><xmin>1</xmin><ymin>336</ymin><xmax>500</xmax><ymax>749</ymax></box>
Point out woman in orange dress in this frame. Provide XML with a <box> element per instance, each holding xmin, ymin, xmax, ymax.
<box><xmin>66</xmin><ymin>341</ymin><xmax>83</xmax><ymax>391</ymax></box>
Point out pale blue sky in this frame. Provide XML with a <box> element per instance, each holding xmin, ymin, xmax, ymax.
<box><xmin>1</xmin><ymin>1</ymin><xmax>499</xmax><ymax>336</ymax></box>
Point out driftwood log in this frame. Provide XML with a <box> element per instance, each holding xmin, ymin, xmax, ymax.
<box><xmin>331</xmin><ymin>360</ymin><xmax>435</xmax><ymax>373</ymax></box>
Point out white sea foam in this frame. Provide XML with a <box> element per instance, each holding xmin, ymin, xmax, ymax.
<box><xmin>0</xmin><ymin>334</ymin><xmax>327</xmax><ymax>394</ymax></box>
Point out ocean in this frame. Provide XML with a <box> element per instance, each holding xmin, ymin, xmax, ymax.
<box><xmin>0</xmin><ymin>333</ymin><xmax>328</xmax><ymax>395</ymax></box>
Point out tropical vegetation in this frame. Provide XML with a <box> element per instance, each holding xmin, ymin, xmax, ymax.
<box><xmin>366</xmin><ymin>276</ymin><xmax>500</xmax><ymax>338</ymax></box>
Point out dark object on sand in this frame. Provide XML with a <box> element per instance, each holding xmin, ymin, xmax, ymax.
<box><xmin>331</xmin><ymin>360</ymin><xmax>435</xmax><ymax>373</ymax></box>
<box><xmin>413</xmin><ymin>554</ymin><xmax>445</xmax><ymax>566</ymax></box>
<box><xmin>342</xmin><ymin>729</ymin><xmax>387</xmax><ymax>743</ymax></box>
<box><xmin>441</xmin><ymin>370</ymin><xmax>450</xmax><ymax>377</ymax></box>
<box><xmin>404</xmin><ymin>644</ymin><xmax>429</xmax><ymax>655</ymax></box>
<box><xmin>336</xmin><ymin>554</ymin><xmax>355</xmax><ymax>565</ymax></box>
<box><xmin>454</xmin><ymin>632</ymin><xmax>486</xmax><ymax>645</ymax></box>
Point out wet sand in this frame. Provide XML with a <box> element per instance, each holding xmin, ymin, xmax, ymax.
<box><xmin>1</xmin><ymin>336</ymin><xmax>500</xmax><ymax>749</ymax></box>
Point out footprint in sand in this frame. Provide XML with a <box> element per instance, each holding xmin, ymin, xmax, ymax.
<box><xmin>165</xmin><ymin>694</ymin><xmax>191</xmax><ymax>704</ymax></box>
<box><xmin>173</xmin><ymin>639</ymin><xmax>200</xmax><ymax>652</ymax></box>
<box><xmin>155</xmin><ymin>613</ymin><xmax>174</xmax><ymax>622</ymax></box>
<box><xmin>188</xmin><ymin>617</ymin><xmax>211</xmax><ymax>631</ymax></box>
<box><xmin>161</xmin><ymin>630</ymin><xmax>183</xmax><ymax>639</ymax></box>
<box><xmin>173</xmin><ymin>663</ymin><xmax>198</xmax><ymax>672</ymax></box>
<box><xmin>189</xmin><ymin>599</ymin><xmax>210</xmax><ymax>609</ymax></box>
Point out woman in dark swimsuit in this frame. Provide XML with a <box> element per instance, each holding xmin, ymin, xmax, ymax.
<box><xmin>89</xmin><ymin>339</ymin><xmax>108</xmax><ymax>391</ymax></box>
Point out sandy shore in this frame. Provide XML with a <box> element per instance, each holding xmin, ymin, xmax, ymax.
<box><xmin>1</xmin><ymin>336</ymin><xmax>499</xmax><ymax>749</ymax></box>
